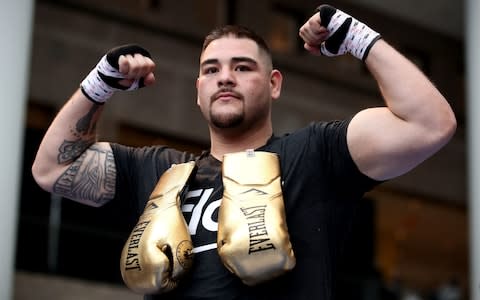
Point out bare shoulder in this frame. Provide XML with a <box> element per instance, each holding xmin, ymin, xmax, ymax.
<box><xmin>53</xmin><ymin>142</ymin><xmax>116</xmax><ymax>207</ymax></box>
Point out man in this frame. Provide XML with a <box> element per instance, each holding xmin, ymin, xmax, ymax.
<box><xmin>32</xmin><ymin>4</ymin><xmax>456</xmax><ymax>300</ymax></box>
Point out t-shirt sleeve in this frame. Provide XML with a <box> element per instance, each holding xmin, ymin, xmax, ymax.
<box><xmin>109</xmin><ymin>143</ymin><xmax>194</xmax><ymax>215</ymax></box>
<box><xmin>311</xmin><ymin>119</ymin><xmax>381</xmax><ymax>195</ymax></box>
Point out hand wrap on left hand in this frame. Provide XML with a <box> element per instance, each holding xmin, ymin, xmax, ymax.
<box><xmin>317</xmin><ymin>4</ymin><xmax>381</xmax><ymax>60</ymax></box>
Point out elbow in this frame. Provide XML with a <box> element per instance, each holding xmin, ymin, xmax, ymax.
<box><xmin>444</xmin><ymin>108</ymin><xmax>457</xmax><ymax>140</ymax></box>
<box><xmin>436</xmin><ymin>106</ymin><xmax>457</xmax><ymax>146</ymax></box>
<box><xmin>31</xmin><ymin>159</ymin><xmax>54</xmax><ymax>193</ymax></box>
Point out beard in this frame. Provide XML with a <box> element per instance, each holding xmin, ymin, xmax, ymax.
<box><xmin>208</xmin><ymin>88</ymin><xmax>245</xmax><ymax>128</ymax></box>
<box><xmin>210</xmin><ymin>106</ymin><xmax>244</xmax><ymax>128</ymax></box>
<box><xmin>205</xmin><ymin>88</ymin><xmax>270</xmax><ymax>130</ymax></box>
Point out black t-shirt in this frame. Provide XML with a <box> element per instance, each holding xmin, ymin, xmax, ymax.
<box><xmin>111</xmin><ymin>120</ymin><xmax>379</xmax><ymax>300</ymax></box>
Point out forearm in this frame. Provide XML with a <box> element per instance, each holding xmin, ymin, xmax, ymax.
<box><xmin>32</xmin><ymin>89</ymin><xmax>104</xmax><ymax>191</ymax></box>
<box><xmin>364</xmin><ymin>39</ymin><xmax>456</xmax><ymax>134</ymax></box>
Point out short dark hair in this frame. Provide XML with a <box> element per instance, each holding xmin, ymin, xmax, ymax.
<box><xmin>202</xmin><ymin>25</ymin><xmax>272</xmax><ymax>59</ymax></box>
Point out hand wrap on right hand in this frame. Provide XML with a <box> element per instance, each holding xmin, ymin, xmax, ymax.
<box><xmin>80</xmin><ymin>44</ymin><xmax>151</xmax><ymax>104</ymax></box>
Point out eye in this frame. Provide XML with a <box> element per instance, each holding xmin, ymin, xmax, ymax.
<box><xmin>235</xmin><ymin>65</ymin><xmax>251</xmax><ymax>72</ymax></box>
<box><xmin>203</xmin><ymin>67</ymin><xmax>218</xmax><ymax>74</ymax></box>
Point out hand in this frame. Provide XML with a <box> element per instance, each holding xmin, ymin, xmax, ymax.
<box><xmin>80</xmin><ymin>44</ymin><xmax>156</xmax><ymax>104</ymax></box>
<box><xmin>298</xmin><ymin>12</ymin><xmax>329</xmax><ymax>56</ymax></box>
<box><xmin>118</xmin><ymin>53</ymin><xmax>156</xmax><ymax>88</ymax></box>
<box><xmin>299</xmin><ymin>5</ymin><xmax>381</xmax><ymax>60</ymax></box>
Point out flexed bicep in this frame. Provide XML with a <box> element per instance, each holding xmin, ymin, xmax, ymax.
<box><xmin>347</xmin><ymin>107</ymin><xmax>450</xmax><ymax>181</ymax></box>
<box><xmin>53</xmin><ymin>142</ymin><xmax>116</xmax><ymax>207</ymax></box>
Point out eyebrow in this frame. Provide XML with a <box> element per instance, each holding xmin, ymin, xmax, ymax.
<box><xmin>200</xmin><ymin>56</ymin><xmax>259</xmax><ymax>68</ymax></box>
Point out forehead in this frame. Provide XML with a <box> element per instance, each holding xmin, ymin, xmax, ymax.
<box><xmin>200</xmin><ymin>37</ymin><xmax>261</xmax><ymax>62</ymax></box>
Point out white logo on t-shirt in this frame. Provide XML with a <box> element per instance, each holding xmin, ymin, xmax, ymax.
<box><xmin>182</xmin><ymin>188</ymin><xmax>221</xmax><ymax>253</ymax></box>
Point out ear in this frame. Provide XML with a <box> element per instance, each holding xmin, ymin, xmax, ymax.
<box><xmin>270</xmin><ymin>69</ymin><xmax>283</xmax><ymax>100</ymax></box>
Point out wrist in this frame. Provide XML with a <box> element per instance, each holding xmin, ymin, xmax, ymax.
<box><xmin>362</xmin><ymin>35</ymin><xmax>383</xmax><ymax>62</ymax></box>
<box><xmin>80</xmin><ymin>55</ymin><xmax>116</xmax><ymax>104</ymax></box>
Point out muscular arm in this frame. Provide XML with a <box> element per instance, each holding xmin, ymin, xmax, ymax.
<box><xmin>32</xmin><ymin>89</ymin><xmax>116</xmax><ymax>207</ymax></box>
<box><xmin>347</xmin><ymin>40</ymin><xmax>457</xmax><ymax>180</ymax></box>
<box><xmin>299</xmin><ymin>6</ymin><xmax>456</xmax><ymax>181</ymax></box>
<box><xmin>32</xmin><ymin>47</ymin><xmax>155</xmax><ymax>207</ymax></box>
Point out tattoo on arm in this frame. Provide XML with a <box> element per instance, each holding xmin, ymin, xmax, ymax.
<box><xmin>76</xmin><ymin>105</ymin><xmax>99</xmax><ymax>135</ymax></box>
<box><xmin>57</xmin><ymin>105</ymin><xmax>101</xmax><ymax>164</ymax></box>
<box><xmin>53</xmin><ymin>144</ymin><xmax>116</xmax><ymax>205</ymax></box>
<box><xmin>57</xmin><ymin>138</ymin><xmax>95</xmax><ymax>164</ymax></box>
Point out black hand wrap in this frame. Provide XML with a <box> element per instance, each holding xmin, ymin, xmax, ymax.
<box><xmin>316</xmin><ymin>5</ymin><xmax>381</xmax><ymax>60</ymax></box>
<box><xmin>80</xmin><ymin>44</ymin><xmax>152</xmax><ymax>104</ymax></box>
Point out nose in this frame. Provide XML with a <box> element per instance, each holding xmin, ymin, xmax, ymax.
<box><xmin>217</xmin><ymin>68</ymin><xmax>236</xmax><ymax>87</ymax></box>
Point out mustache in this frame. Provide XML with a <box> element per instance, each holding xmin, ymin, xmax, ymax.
<box><xmin>211</xmin><ymin>88</ymin><xmax>243</xmax><ymax>101</ymax></box>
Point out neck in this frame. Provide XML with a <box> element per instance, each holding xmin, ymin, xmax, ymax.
<box><xmin>209</xmin><ymin>122</ymin><xmax>273</xmax><ymax>161</ymax></box>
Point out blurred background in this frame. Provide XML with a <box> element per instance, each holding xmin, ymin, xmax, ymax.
<box><xmin>12</xmin><ymin>0</ymin><xmax>466</xmax><ymax>299</ymax></box>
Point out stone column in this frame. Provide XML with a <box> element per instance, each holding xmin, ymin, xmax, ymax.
<box><xmin>0</xmin><ymin>1</ymin><xmax>34</xmax><ymax>299</ymax></box>
<box><xmin>466</xmin><ymin>0</ymin><xmax>480</xmax><ymax>298</ymax></box>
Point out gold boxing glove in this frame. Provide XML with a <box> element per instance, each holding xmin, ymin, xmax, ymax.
<box><xmin>217</xmin><ymin>150</ymin><xmax>295</xmax><ymax>285</ymax></box>
<box><xmin>120</xmin><ymin>162</ymin><xmax>196</xmax><ymax>294</ymax></box>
